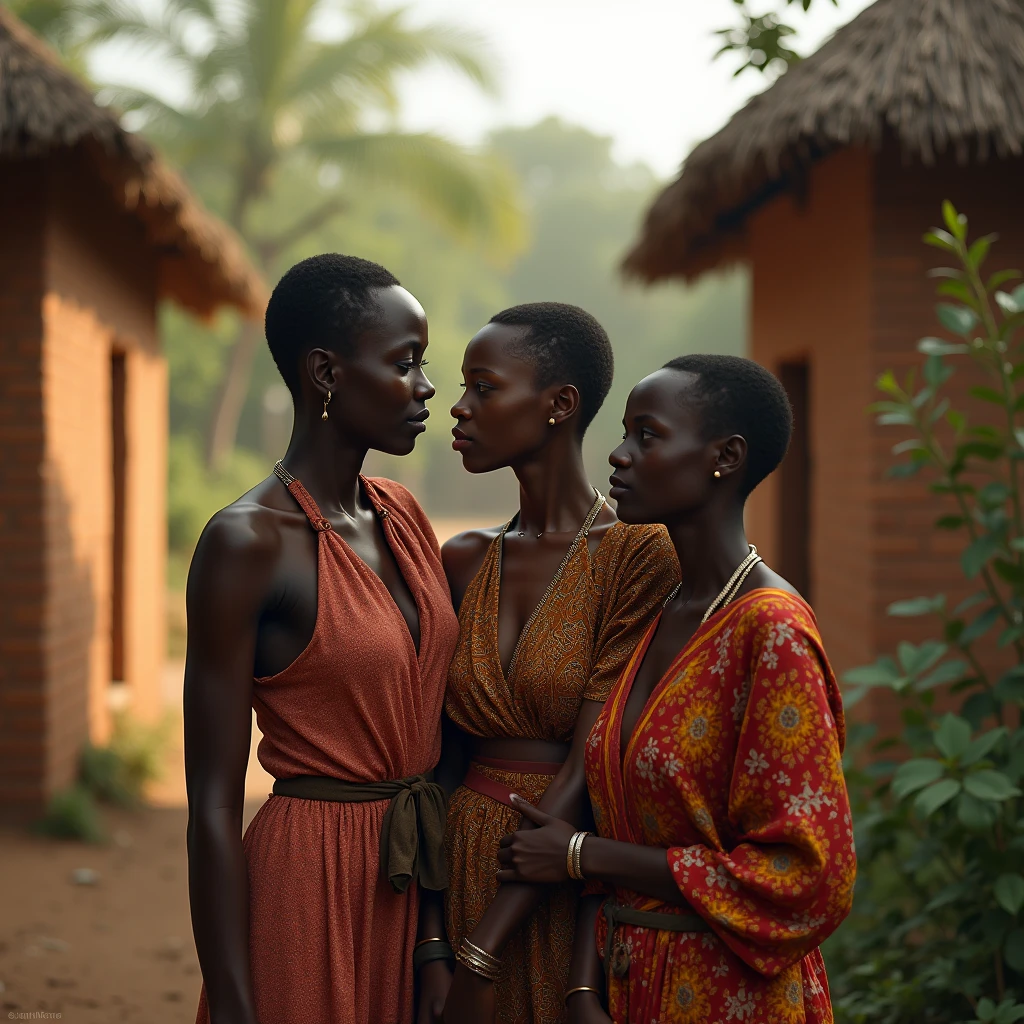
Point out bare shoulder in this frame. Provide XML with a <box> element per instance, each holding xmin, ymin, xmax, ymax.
<box><xmin>187</xmin><ymin>488</ymin><xmax>287</xmax><ymax>607</ymax></box>
<box><xmin>747</xmin><ymin>562</ymin><xmax>802</xmax><ymax>600</ymax></box>
<box><xmin>442</xmin><ymin>525</ymin><xmax>503</xmax><ymax>609</ymax></box>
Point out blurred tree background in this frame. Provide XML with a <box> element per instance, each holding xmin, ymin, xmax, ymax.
<box><xmin>9</xmin><ymin>0</ymin><xmax>747</xmax><ymax>568</ymax></box>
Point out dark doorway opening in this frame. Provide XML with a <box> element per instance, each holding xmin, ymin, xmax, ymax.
<box><xmin>778</xmin><ymin>361</ymin><xmax>811</xmax><ymax>601</ymax></box>
<box><xmin>111</xmin><ymin>351</ymin><xmax>126</xmax><ymax>683</ymax></box>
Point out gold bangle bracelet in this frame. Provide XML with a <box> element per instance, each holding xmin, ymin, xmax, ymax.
<box><xmin>566</xmin><ymin>831</ymin><xmax>592</xmax><ymax>881</ymax></box>
<box><xmin>564</xmin><ymin>985</ymin><xmax>601</xmax><ymax>1005</ymax></box>
<box><xmin>456</xmin><ymin>949</ymin><xmax>500</xmax><ymax>982</ymax></box>
<box><xmin>574</xmin><ymin>832</ymin><xmax>589</xmax><ymax>879</ymax></box>
<box><xmin>462</xmin><ymin>938</ymin><xmax>502</xmax><ymax>968</ymax></box>
<box><xmin>415</xmin><ymin>936</ymin><xmax>447</xmax><ymax>949</ymax></box>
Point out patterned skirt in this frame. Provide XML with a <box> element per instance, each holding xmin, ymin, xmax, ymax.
<box><xmin>444</xmin><ymin>763</ymin><xmax>577</xmax><ymax>1024</ymax></box>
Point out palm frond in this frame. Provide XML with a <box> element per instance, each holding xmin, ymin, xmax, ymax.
<box><xmin>81</xmin><ymin>0</ymin><xmax>203</xmax><ymax>73</ymax></box>
<box><xmin>242</xmin><ymin>0</ymin><xmax>317</xmax><ymax>107</ymax></box>
<box><xmin>283</xmin><ymin>8</ymin><xmax>495</xmax><ymax>108</ymax></box>
<box><xmin>303</xmin><ymin>131</ymin><xmax>524</xmax><ymax>255</ymax></box>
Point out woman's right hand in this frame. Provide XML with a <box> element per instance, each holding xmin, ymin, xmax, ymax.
<box><xmin>567</xmin><ymin>991</ymin><xmax>612</xmax><ymax>1024</ymax></box>
<box><xmin>442</xmin><ymin>962</ymin><xmax>496</xmax><ymax>1024</ymax></box>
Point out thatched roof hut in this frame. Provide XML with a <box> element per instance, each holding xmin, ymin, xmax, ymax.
<box><xmin>616</xmin><ymin>0</ymin><xmax>1024</xmax><ymax>733</ymax></box>
<box><xmin>0</xmin><ymin>5</ymin><xmax>266</xmax><ymax>317</ymax></box>
<box><xmin>624</xmin><ymin>0</ymin><xmax>1024</xmax><ymax>282</ymax></box>
<box><xmin>0</xmin><ymin>9</ymin><xmax>267</xmax><ymax>819</ymax></box>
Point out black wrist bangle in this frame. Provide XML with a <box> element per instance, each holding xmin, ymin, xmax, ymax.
<box><xmin>414</xmin><ymin>941</ymin><xmax>455</xmax><ymax>971</ymax></box>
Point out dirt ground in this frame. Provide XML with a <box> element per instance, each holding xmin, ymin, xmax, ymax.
<box><xmin>0</xmin><ymin>799</ymin><xmax>265</xmax><ymax>1023</ymax></box>
<box><xmin>0</xmin><ymin>517</ymin><xmax>487</xmax><ymax>1021</ymax></box>
<box><xmin>0</xmin><ymin>672</ymin><xmax>266</xmax><ymax>1024</ymax></box>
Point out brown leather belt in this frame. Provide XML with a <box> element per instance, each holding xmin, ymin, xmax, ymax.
<box><xmin>272</xmin><ymin>773</ymin><xmax>446</xmax><ymax>894</ymax></box>
<box><xmin>603</xmin><ymin>902</ymin><xmax>711</xmax><ymax>979</ymax></box>
<box><xmin>462</xmin><ymin>756</ymin><xmax>563</xmax><ymax>809</ymax></box>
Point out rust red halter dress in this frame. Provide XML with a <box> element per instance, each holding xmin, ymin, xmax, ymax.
<box><xmin>194</xmin><ymin>474</ymin><xmax>459</xmax><ymax>1024</ymax></box>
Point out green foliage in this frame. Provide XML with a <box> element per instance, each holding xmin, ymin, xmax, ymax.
<box><xmin>32</xmin><ymin>712</ymin><xmax>171</xmax><ymax>841</ymax></box>
<box><xmin>165</xmin><ymin>118</ymin><xmax>747</xmax><ymax>554</ymax></box>
<box><xmin>24</xmin><ymin>0</ymin><xmax>524</xmax><ymax>466</ymax></box>
<box><xmin>714</xmin><ymin>0</ymin><xmax>839</xmax><ymax>76</ymax></box>
<box><xmin>827</xmin><ymin>205</ymin><xmax>1024</xmax><ymax>1023</ymax></box>
<box><xmin>87</xmin><ymin>712</ymin><xmax>173</xmax><ymax>805</ymax></box>
<box><xmin>33</xmin><ymin>784</ymin><xmax>106</xmax><ymax>843</ymax></box>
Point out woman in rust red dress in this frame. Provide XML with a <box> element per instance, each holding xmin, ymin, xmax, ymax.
<box><xmin>185</xmin><ymin>255</ymin><xmax>459</xmax><ymax>1024</ymax></box>
<box><xmin>496</xmin><ymin>355</ymin><xmax>855</xmax><ymax>1023</ymax></box>
<box><xmin>439</xmin><ymin>304</ymin><xmax>678</xmax><ymax>1023</ymax></box>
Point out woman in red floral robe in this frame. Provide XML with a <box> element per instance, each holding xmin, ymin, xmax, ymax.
<box><xmin>496</xmin><ymin>355</ymin><xmax>855</xmax><ymax>1024</ymax></box>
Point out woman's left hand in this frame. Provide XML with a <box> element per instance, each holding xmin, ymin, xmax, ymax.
<box><xmin>496</xmin><ymin>795</ymin><xmax>578</xmax><ymax>884</ymax></box>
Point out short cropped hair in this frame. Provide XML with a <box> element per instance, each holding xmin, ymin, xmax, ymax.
<box><xmin>489</xmin><ymin>302</ymin><xmax>613</xmax><ymax>433</ymax></box>
<box><xmin>663</xmin><ymin>354</ymin><xmax>793</xmax><ymax>498</ymax></box>
<box><xmin>265</xmin><ymin>254</ymin><xmax>400</xmax><ymax>394</ymax></box>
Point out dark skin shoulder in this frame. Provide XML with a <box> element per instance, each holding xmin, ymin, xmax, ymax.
<box><xmin>184</xmin><ymin>491</ymin><xmax>282</xmax><ymax>1024</ymax></box>
<box><xmin>442</xmin><ymin>512</ymin><xmax>618</xmax><ymax>667</ymax></box>
<box><xmin>185</xmin><ymin>475</ymin><xmax>422</xmax><ymax>1024</ymax></box>
<box><xmin>442</xmin><ymin>525</ymin><xmax>503</xmax><ymax>614</ymax></box>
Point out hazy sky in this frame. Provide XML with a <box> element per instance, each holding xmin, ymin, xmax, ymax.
<box><xmin>93</xmin><ymin>0</ymin><xmax>876</xmax><ymax>179</ymax></box>
<box><xmin>391</xmin><ymin>0</ymin><xmax>875</xmax><ymax>176</ymax></box>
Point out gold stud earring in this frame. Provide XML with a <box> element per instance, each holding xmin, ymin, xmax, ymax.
<box><xmin>548</xmin><ymin>417</ymin><xmax>556</xmax><ymax>426</ymax></box>
<box><xmin>714</xmin><ymin>470</ymin><xmax>721</xmax><ymax>478</ymax></box>
<box><xmin>322</xmin><ymin>391</ymin><xmax>332</xmax><ymax>421</ymax></box>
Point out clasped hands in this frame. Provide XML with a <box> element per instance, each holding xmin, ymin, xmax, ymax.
<box><xmin>445</xmin><ymin>797</ymin><xmax>608</xmax><ymax>1024</ymax></box>
<box><xmin>495</xmin><ymin>794</ymin><xmax>580</xmax><ymax>884</ymax></box>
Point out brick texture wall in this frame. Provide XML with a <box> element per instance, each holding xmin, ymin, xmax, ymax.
<box><xmin>0</xmin><ymin>160</ymin><xmax>47</xmax><ymax>815</ymax></box>
<box><xmin>746</xmin><ymin>148</ymin><xmax>876</xmax><ymax>680</ymax></box>
<box><xmin>0</xmin><ymin>149</ymin><xmax>166</xmax><ymax>819</ymax></box>
<box><xmin>744</xmin><ymin>142</ymin><xmax>1024</xmax><ymax>735</ymax></box>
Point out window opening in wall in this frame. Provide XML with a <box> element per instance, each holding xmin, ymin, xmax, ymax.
<box><xmin>778</xmin><ymin>360</ymin><xmax>811</xmax><ymax>602</ymax></box>
<box><xmin>111</xmin><ymin>350</ymin><xmax>126</xmax><ymax>686</ymax></box>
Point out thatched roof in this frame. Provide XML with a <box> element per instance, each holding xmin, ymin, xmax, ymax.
<box><xmin>0</xmin><ymin>7</ymin><xmax>266</xmax><ymax>318</ymax></box>
<box><xmin>624</xmin><ymin>0</ymin><xmax>1024</xmax><ymax>282</ymax></box>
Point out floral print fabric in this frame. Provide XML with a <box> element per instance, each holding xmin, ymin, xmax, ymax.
<box><xmin>584</xmin><ymin>589</ymin><xmax>855</xmax><ymax>1023</ymax></box>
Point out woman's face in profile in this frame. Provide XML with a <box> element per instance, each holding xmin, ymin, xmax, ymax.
<box><xmin>450</xmin><ymin>323</ymin><xmax>554</xmax><ymax>474</ymax></box>
<box><xmin>327</xmin><ymin>285</ymin><xmax>435</xmax><ymax>457</ymax></box>
<box><xmin>608</xmin><ymin>369</ymin><xmax>718</xmax><ymax>525</ymax></box>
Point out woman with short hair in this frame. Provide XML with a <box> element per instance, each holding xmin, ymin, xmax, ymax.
<box><xmin>186</xmin><ymin>255</ymin><xmax>459</xmax><ymax>1024</ymax></box>
<box><xmin>437</xmin><ymin>304</ymin><xmax>679</xmax><ymax>1023</ymax></box>
<box><xmin>496</xmin><ymin>355</ymin><xmax>855</xmax><ymax>1024</ymax></box>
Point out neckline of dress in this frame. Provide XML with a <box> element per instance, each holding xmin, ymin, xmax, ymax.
<box><xmin>490</xmin><ymin>512</ymin><xmax>619</xmax><ymax>682</ymax></box>
<box><xmin>614</xmin><ymin>587</ymin><xmax>811</xmax><ymax>777</ymax></box>
<box><xmin>277</xmin><ymin>470</ymin><xmax>425</xmax><ymax>668</ymax></box>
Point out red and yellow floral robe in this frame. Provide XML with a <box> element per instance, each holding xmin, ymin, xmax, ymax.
<box><xmin>584</xmin><ymin>589</ymin><xmax>855</xmax><ymax>1023</ymax></box>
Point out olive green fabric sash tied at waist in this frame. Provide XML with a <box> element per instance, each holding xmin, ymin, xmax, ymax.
<box><xmin>602</xmin><ymin>902</ymin><xmax>711</xmax><ymax>979</ymax></box>
<box><xmin>272</xmin><ymin>773</ymin><xmax>447</xmax><ymax>894</ymax></box>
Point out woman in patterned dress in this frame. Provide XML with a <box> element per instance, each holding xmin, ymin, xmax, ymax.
<box><xmin>496</xmin><ymin>355</ymin><xmax>855</xmax><ymax>1023</ymax></box>
<box><xmin>437</xmin><ymin>304</ymin><xmax>679</xmax><ymax>1024</ymax></box>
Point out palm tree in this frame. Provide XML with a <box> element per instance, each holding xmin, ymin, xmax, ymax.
<box><xmin>22</xmin><ymin>0</ymin><xmax>520</xmax><ymax>468</ymax></box>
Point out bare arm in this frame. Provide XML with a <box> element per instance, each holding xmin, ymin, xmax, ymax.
<box><xmin>565</xmin><ymin>895</ymin><xmax>611</xmax><ymax>1024</ymax></box>
<box><xmin>465</xmin><ymin>699</ymin><xmax>604</xmax><ymax>954</ymax></box>
<box><xmin>184</xmin><ymin>511</ymin><xmax>276</xmax><ymax>1024</ymax></box>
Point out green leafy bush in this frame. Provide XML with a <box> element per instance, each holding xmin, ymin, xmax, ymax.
<box><xmin>79</xmin><ymin>711</ymin><xmax>171</xmax><ymax>808</ymax></box>
<box><xmin>34</xmin><ymin>712</ymin><xmax>173</xmax><ymax>842</ymax></box>
<box><xmin>828</xmin><ymin>204</ymin><xmax>1024</xmax><ymax>1023</ymax></box>
<box><xmin>34</xmin><ymin>784</ymin><xmax>106</xmax><ymax>844</ymax></box>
